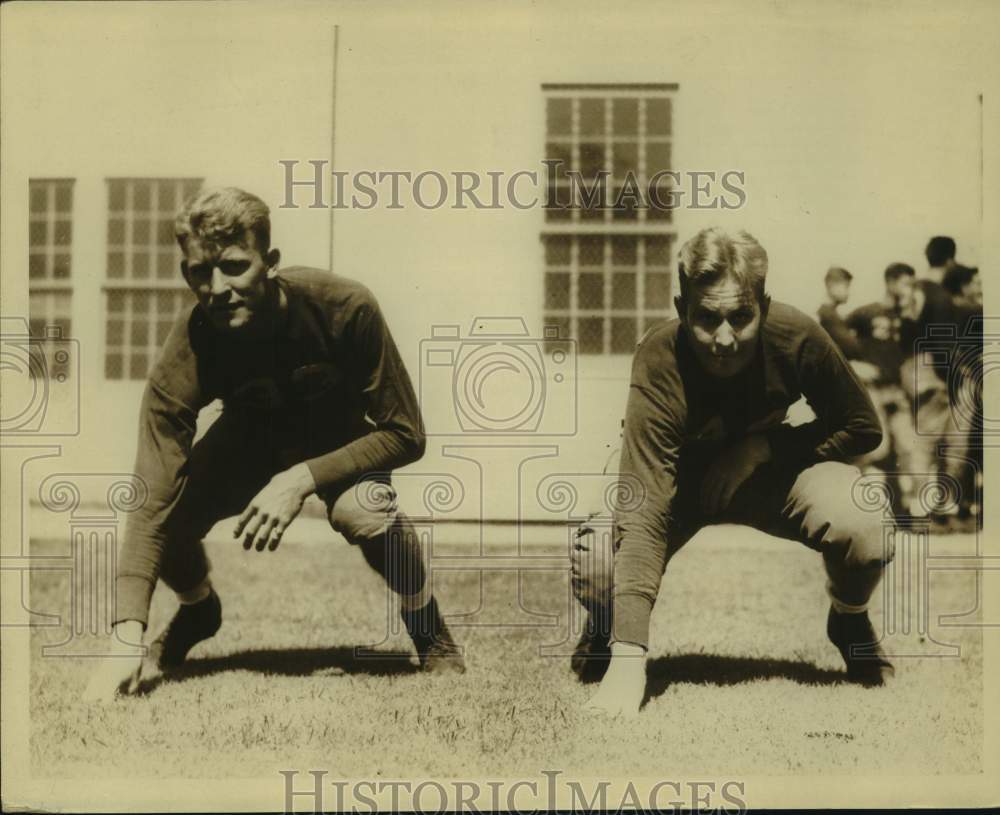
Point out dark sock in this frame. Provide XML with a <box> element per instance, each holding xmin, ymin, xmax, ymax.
<box><xmin>401</xmin><ymin>596</ymin><xmax>449</xmax><ymax>646</ymax></box>
<box><xmin>357</xmin><ymin>512</ymin><xmax>427</xmax><ymax>598</ymax></box>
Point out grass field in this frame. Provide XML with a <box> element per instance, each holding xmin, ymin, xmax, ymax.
<box><xmin>29</xmin><ymin>522</ymin><xmax>983</xmax><ymax>779</ymax></box>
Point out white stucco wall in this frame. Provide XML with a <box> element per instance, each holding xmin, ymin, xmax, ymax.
<box><xmin>2</xmin><ymin>1</ymin><xmax>993</xmax><ymax>523</ymax></box>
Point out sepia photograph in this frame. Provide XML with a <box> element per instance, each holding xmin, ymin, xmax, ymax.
<box><xmin>1</xmin><ymin>0</ymin><xmax>998</xmax><ymax>811</ymax></box>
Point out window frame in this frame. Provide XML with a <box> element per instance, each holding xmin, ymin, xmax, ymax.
<box><xmin>541</xmin><ymin>84</ymin><xmax>678</xmax><ymax>356</ymax></box>
<box><xmin>103</xmin><ymin>177</ymin><xmax>203</xmax><ymax>381</ymax></box>
<box><xmin>28</xmin><ymin>178</ymin><xmax>76</xmax><ymax>379</ymax></box>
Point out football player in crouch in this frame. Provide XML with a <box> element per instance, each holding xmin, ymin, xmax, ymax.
<box><xmin>571</xmin><ymin>227</ymin><xmax>895</xmax><ymax>717</ymax></box>
<box><xmin>86</xmin><ymin>187</ymin><xmax>464</xmax><ymax>701</ymax></box>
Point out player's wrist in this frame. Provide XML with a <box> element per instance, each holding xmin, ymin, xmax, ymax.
<box><xmin>111</xmin><ymin>620</ymin><xmax>144</xmax><ymax>653</ymax></box>
<box><xmin>286</xmin><ymin>462</ymin><xmax>317</xmax><ymax>499</ymax></box>
<box><xmin>609</xmin><ymin>640</ymin><xmax>647</xmax><ymax>658</ymax></box>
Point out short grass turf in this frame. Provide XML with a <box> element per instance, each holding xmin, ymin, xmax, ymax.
<box><xmin>28</xmin><ymin>525</ymin><xmax>983</xmax><ymax>778</ymax></box>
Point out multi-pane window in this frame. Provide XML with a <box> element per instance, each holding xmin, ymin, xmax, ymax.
<box><xmin>542</xmin><ymin>84</ymin><xmax>677</xmax><ymax>354</ymax></box>
<box><xmin>544</xmin><ymin>86</ymin><xmax>673</xmax><ymax>225</ymax></box>
<box><xmin>104</xmin><ymin>178</ymin><xmax>202</xmax><ymax>380</ymax></box>
<box><xmin>28</xmin><ymin>179</ymin><xmax>74</xmax><ymax>380</ymax></box>
<box><xmin>543</xmin><ymin>233</ymin><xmax>674</xmax><ymax>354</ymax></box>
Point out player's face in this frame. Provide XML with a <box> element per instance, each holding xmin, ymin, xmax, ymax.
<box><xmin>827</xmin><ymin>280</ymin><xmax>850</xmax><ymax>305</ymax></box>
<box><xmin>182</xmin><ymin>233</ymin><xmax>278</xmax><ymax>332</ymax></box>
<box><xmin>680</xmin><ymin>277</ymin><xmax>764</xmax><ymax>379</ymax></box>
<box><xmin>887</xmin><ymin>274</ymin><xmax>914</xmax><ymax>305</ymax></box>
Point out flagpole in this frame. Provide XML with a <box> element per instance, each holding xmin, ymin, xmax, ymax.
<box><xmin>329</xmin><ymin>24</ymin><xmax>340</xmax><ymax>273</ymax></box>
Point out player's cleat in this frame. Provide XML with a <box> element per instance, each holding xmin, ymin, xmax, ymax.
<box><xmin>415</xmin><ymin>630</ymin><xmax>466</xmax><ymax>675</ymax></box>
<box><xmin>571</xmin><ymin>627</ymin><xmax>611</xmax><ymax>683</ymax></box>
<box><xmin>403</xmin><ymin>597</ymin><xmax>466</xmax><ymax>674</ymax></box>
<box><xmin>827</xmin><ymin>607</ymin><xmax>895</xmax><ymax>686</ymax></box>
<box><xmin>147</xmin><ymin>589</ymin><xmax>222</xmax><ymax>671</ymax></box>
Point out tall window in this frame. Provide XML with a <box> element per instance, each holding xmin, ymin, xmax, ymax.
<box><xmin>104</xmin><ymin>178</ymin><xmax>202</xmax><ymax>380</ymax></box>
<box><xmin>28</xmin><ymin>179</ymin><xmax>74</xmax><ymax>380</ymax></box>
<box><xmin>542</xmin><ymin>84</ymin><xmax>677</xmax><ymax>354</ymax></box>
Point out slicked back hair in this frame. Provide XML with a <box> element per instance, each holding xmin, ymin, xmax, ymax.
<box><xmin>677</xmin><ymin>227</ymin><xmax>769</xmax><ymax>304</ymax></box>
<box><xmin>174</xmin><ymin>187</ymin><xmax>271</xmax><ymax>255</ymax></box>
<box><xmin>884</xmin><ymin>262</ymin><xmax>916</xmax><ymax>283</ymax></box>
<box><xmin>925</xmin><ymin>236</ymin><xmax>956</xmax><ymax>268</ymax></box>
<box><xmin>824</xmin><ymin>266</ymin><xmax>853</xmax><ymax>285</ymax></box>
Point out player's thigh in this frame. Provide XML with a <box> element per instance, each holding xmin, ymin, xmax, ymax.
<box><xmin>775</xmin><ymin>460</ymin><xmax>890</xmax><ymax>566</ymax></box>
<box><xmin>165</xmin><ymin>412</ymin><xmax>275</xmax><ymax>539</ymax></box>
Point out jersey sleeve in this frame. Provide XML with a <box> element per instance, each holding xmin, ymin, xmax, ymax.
<box><xmin>114</xmin><ymin>315</ymin><xmax>208</xmax><ymax>626</ymax></box>
<box><xmin>114</xmin><ymin>379</ymin><xmax>202</xmax><ymax>626</ymax></box>
<box><xmin>304</xmin><ymin>288</ymin><xmax>426</xmax><ymax>494</ymax></box>
<box><xmin>611</xmin><ymin>340</ymin><xmax>685</xmax><ymax>649</ymax></box>
<box><xmin>765</xmin><ymin>321</ymin><xmax>882</xmax><ymax>466</ymax></box>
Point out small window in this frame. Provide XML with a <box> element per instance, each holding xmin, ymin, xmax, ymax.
<box><xmin>103</xmin><ymin>178</ymin><xmax>201</xmax><ymax>380</ymax></box>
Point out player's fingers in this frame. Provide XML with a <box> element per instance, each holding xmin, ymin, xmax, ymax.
<box><xmin>242</xmin><ymin>512</ymin><xmax>266</xmax><ymax>550</ymax></box>
<box><xmin>267</xmin><ymin>522</ymin><xmax>285</xmax><ymax>552</ymax></box>
<box><xmin>255</xmin><ymin>516</ymin><xmax>279</xmax><ymax>552</ymax></box>
<box><xmin>234</xmin><ymin>504</ymin><xmax>257</xmax><ymax>538</ymax></box>
<box><xmin>124</xmin><ymin>660</ymin><xmax>143</xmax><ymax>696</ymax></box>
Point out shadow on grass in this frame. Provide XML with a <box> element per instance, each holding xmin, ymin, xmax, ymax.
<box><xmin>643</xmin><ymin>652</ymin><xmax>845</xmax><ymax>702</ymax></box>
<box><xmin>136</xmin><ymin>645</ymin><xmax>418</xmax><ymax>694</ymax></box>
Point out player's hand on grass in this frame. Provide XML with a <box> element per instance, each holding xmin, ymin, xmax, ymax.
<box><xmin>701</xmin><ymin>434</ymin><xmax>771</xmax><ymax>516</ymax></box>
<box><xmin>585</xmin><ymin>641</ymin><xmax>646</xmax><ymax>718</ymax></box>
<box><xmin>83</xmin><ymin>620</ymin><xmax>145</xmax><ymax>704</ymax></box>
<box><xmin>235</xmin><ymin>463</ymin><xmax>316</xmax><ymax>552</ymax></box>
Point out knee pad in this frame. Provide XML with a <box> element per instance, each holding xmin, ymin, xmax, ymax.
<box><xmin>327</xmin><ymin>481</ymin><xmax>399</xmax><ymax>541</ymax></box>
<box><xmin>841</xmin><ymin>513</ymin><xmax>893</xmax><ymax>568</ymax></box>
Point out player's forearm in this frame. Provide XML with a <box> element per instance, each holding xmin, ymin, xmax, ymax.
<box><xmin>766</xmin><ymin>414</ymin><xmax>881</xmax><ymax>466</ymax></box>
<box><xmin>816</xmin><ymin>414</ymin><xmax>882</xmax><ymax>460</ymax></box>
<box><xmin>611</xmin><ymin>515</ymin><xmax>671</xmax><ymax>649</ymax></box>
<box><xmin>113</xmin><ymin>377</ymin><xmax>200</xmax><ymax>627</ymax></box>
<box><xmin>305</xmin><ymin>426</ymin><xmax>425</xmax><ymax>493</ymax></box>
<box><xmin>114</xmin><ymin>522</ymin><xmax>167</xmax><ymax>628</ymax></box>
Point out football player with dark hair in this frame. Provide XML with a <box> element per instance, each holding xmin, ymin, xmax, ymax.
<box><xmin>817</xmin><ymin>266</ymin><xmax>863</xmax><ymax>360</ymax></box>
<box><xmin>572</xmin><ymin>227</ymin><xmax>893</xmax><ymax>717</ymax></box>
